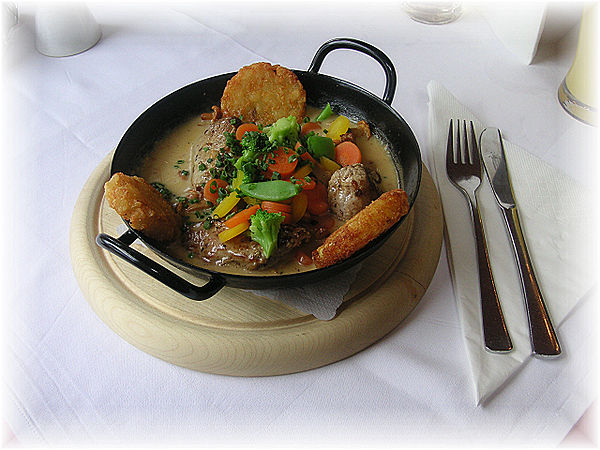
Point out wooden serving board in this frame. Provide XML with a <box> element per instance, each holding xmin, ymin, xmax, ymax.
<box><xmin>70</xmin><ymin>153</ymin><xmax>443</xmax><ymax>376</ymax></box>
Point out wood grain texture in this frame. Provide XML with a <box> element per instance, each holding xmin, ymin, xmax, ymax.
<box><xmin>69</xmin><ymin>153</ymin><xmax>443</xmax><ymax>376</ymax></box>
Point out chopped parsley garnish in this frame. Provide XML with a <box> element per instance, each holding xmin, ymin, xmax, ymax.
<box><xmin>151</xmin><ymin>182</ymin><xmax>173</xmax><ymax>200</ymax></box>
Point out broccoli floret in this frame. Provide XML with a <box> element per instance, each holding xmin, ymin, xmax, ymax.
<box><xmin>234</xmin><ymin>131</ymin><xmax>275</xmax><ymax>183</ymax></box>
<box><xmin>265</xmin><ymin>116</ymin><xmax>300</xmax><ymax>147</ymax></box>
<box><xmin>249</xmin><ymin>208</ymin><xmax>284</xmax><ymax>259</ymax></box>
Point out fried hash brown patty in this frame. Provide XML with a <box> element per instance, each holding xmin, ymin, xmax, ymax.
<box><xmin>221</xmin><ymin>62</ymin><xmax>306</xmax><ymax>125</ymax></box>
<box><xmin>312</xmin><ymin>189</ymin><xmax>409</xmax><ymax>268</ymax></box>
<box><xmin>104</xmin><ymin>172</ymin><xmax>182</xmax><ymax>242</ymax></box>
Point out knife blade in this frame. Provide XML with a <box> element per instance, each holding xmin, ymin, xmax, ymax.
<box><xmin>479</xmin><ymin>128</ymin><xmax>561</xmax><ymax>357</ymax></box>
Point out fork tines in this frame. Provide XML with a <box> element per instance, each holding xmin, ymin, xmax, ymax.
<box><xmin>447</xmin><ymin>119</ymin><xmax>479</xmax><ymax>166</ymax></box>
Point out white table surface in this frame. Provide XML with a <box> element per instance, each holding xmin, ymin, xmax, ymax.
<box><xmin>3</xmin><ymin>2</ymin><xmax>597</xmax><ymax>447</ymax></box>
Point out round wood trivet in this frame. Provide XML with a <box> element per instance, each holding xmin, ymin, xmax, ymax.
<box><xmin>70</xmin><ymin>153</ymin><xmax>443</xmax><ymax>376</ymax></box>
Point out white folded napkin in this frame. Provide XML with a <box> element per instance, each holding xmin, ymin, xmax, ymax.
<box><xmin>427</xmin><ymin>81</ymin><xmax>596</xmax><ymax>405</ymax></box>
<box><xmin>249</xmin><ymin>264</ymin><xmax>362</xmax><ymax>321</ymax></box>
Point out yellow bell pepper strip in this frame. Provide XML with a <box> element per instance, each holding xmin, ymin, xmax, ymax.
<box><xmin>319</xmin><ymin>156</ymin><xmax>341</xmax><ymax>172</ymax></box>
<box><xmin>326</xmin><ymin>115</ymin><xmax>350</xmax><ymax>140</ymax></box>
<box><xmin>292</xmin><ymin>163</ymin><xmax>313</xmax><ymax>181</ymax></box>
<box><xmin>218</xmin><ymin>221</ymin><xmax>250</xmax><ymax>243</ymax></box>
<box><xmin>212</xmin><ymin>169</ymin><xmax>244</xmax><ymax>218</ymax></box>
<box><xmin>291</xmin><ymin>192</ymin><xmax>308</xmax><ymax>223</ymax></box>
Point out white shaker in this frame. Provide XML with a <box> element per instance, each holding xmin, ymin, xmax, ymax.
<box><xmin>35</xmin><ymin>3</ymin><xmax>101</xmax><ymax>57</ymax></box>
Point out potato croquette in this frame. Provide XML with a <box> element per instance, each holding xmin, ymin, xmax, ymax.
<box><xmin>104</xmin><ymin>172</ymin><xmax>182</xmax><ymax>242</ymax></box>
<box><xmin>312</xmin><ymin>189</ymin><xmax>409</xmax><ymax>268</ymax></box>
<box><xmin>221</xmin><ymin>62</ymin><xmax>306</xmax><ymax>125</ymax></box>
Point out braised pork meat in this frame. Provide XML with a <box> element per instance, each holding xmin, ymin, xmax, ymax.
<box><xmin>185</xmin><ymin>222</ymin><xmax>312</xmax><ymax>270</ymax></box>
<box><xmin>190</xmin><ymin>118</ymin><xmax>236</xmax><ymax>188</ymax></box>
<box><xmin>327</xmin><ymin>163</ymin><xmax>377</xmax><ymax>221</ymax></box>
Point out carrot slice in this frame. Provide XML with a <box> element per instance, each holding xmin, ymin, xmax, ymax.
<box><xmin>262</xmin><ymin>201</ymin><xmax>292</xmax><ymax>223</ymax></box>
<box><xmin>224</xmin><ymin>204</ymin><xmax>260</xmax><ymax>229</ymax></box>
<box><xmin>304</xmin><ymin>180</ymin><xmax>328</xmax><ymax>216</ymax></box>
<box><xmin>204</xmin><ymin>178</ymin><xmax>228</xmax><ymax>205</ymax></box>
<box><xmin>264</xmin><ymin>147</ymin><xmax>298</xmax><ymax>179</ymax></box>
<box><xmin>304</xmin><ymin>180</ymin><xmax>327</xmax><ymax>204</ymax></box>
<box><xmin>293</xmin><ymin>177</ymin><xmax>316</xmax><ymax>191</ymax></box>
<box><xmin>334</xmin><ymin>141</ymin><xmax>362</xmax><ymax>166</ymax></box>
<box><xmin>301</xmin><ymin>121</ymin><xmax>322</xmax><ymax>136</ymax></box>
<box><xmin>235</xmin><ymin>123</ymin><xmax>260</xmax><ymax>141</ymax></box>
<box><xmin>261</xmin><ymin>201</ymin><xmax>292</xmax><ymax>213</ymax></box>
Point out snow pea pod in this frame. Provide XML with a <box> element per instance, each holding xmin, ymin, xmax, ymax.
<box><xmin>316</xmin><ymin>103</ymin><xmax>333</xmax><ymax>121</ymax></box>
<box><xmin>239</xmin><ymin>180</ymin><xmax>302</xmax><ymax>202</ymax></box>
<box><xmin>307</xmin><ymin>135</ymin><xmax>335</xmax><ymax>159</ymax></box>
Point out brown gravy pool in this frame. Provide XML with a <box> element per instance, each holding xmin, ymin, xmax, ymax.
<box><xmin>138</xmin><ymin>107</ymin><xmax>400</xmax><ymax>276</ymax></box>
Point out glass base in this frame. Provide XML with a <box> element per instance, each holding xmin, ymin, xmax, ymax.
<box><xmin>402</xmin><ymin>2</ymin><xmax>462</xmax><ymax>25</ymax></box>
<box><xmin>558</xmin><ymin>79</ymin><xmax>597</xmax><ymax>126</ymax></box>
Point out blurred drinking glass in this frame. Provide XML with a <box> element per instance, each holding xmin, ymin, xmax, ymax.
<box><xmin>35</xmin><ymin>3</ymin><xmax>101</xmax><ymax>57</ymax></box>
<box><xmin>402</xmin><ymin>2</ymin><xmax>462</xmax><ymax>25</ymax></box>
<box><xmin>558</xmin><ymin>4</ymin><xmax>598</xmax><ymax>126</ymax></box>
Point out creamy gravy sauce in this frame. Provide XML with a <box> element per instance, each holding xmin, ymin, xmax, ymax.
<box><xmin>138</xmin><ymin>107</ymin><xmax>400</xmax><ymax>275</ymax></box>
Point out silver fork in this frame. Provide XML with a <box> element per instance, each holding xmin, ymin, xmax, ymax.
<box><xmin>446</xmin><ymin>119</ymin><xmax>513</xmax><ymax>352</ymax></box>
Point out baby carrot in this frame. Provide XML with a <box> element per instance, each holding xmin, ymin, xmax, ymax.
<box><xmin>224</xmin><ymin>204</ymin><xmax>260</xmax><ymax>229</ymax></box>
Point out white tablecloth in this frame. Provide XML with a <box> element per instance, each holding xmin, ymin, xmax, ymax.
<box><xmin>3</xmin><ymin>2</ymin><xmax>597</xmax><ymax>446</ymax></box>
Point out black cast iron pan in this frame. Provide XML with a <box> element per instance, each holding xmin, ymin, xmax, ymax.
<box><xmin>96</xmin><ymin>38</ymin><xmax>422</xmax><ymax>300</ymax></box>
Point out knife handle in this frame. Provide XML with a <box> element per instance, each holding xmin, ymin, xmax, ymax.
<box><xmin>502</xmin><ymin>207</ymin><xmax>561</xmax><ymax>357</ymax></box>
<box><xmin>468</xmin><ymin>196</ymin><xmax>513</xmax><ymax>352</ymax></box>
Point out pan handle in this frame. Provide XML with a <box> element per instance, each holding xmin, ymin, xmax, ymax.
<box><xmin>96</xmin><ymin>230</ymin><xmax>226</xmax><ymax>301</ymax></box>
<box><xmin>308</xmin><ymin>38</ymin><xmax>397</xmax><ymax>106</ymax></box>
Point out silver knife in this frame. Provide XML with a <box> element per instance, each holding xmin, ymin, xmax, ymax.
<box><xmin>479</xmin><ymin>128</ymin><xmax>561</xmax><ymax>357</ymax></box>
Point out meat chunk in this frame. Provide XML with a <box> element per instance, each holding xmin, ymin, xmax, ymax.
<box><xmin>338</xmin><ymin>121</ymin><xmax>372</xmax><ymax>144</ymax></box>
<box><xmin>354</xmin><ymin>120</ymin><xmax>372</xmax><ymax>139</ymax></box>
<box><xmin>327</xmin><ymin>163</ymin><xmax>376</xmax><ymax>221</ymax></box>
<box><xmin>190</xmin><ymin>118</ymin><xmax>235</xmax><ymax>188</ymax></box>
<box><xmin>277</xmin><ymin>224</ymin><xmax>312</xmax><ymax>254</ymax></box>
<box><xmin>185</xmin><ymin>221</ymin><xmax>265</xmax><ymax>269</ymax></box>
<box><xmin>184</xmin><ymin>221</ymin><xmax>311</xmax><ymax>270</ymax></box>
